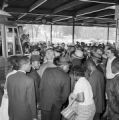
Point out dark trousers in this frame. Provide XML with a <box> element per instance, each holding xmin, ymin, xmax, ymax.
<box><xmin>41</xmin><ymin>105</ymin><xmax>61</xmax><ymax>120</ymax></box>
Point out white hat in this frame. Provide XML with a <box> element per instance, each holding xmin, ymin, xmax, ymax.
<box><xmin>72</xmin><ymin>50</ymin><xmax>84</xmax><ymax>59</ymax></box>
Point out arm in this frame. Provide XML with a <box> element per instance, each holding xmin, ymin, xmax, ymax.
<box><xmin>76</xmin><ymin>92</ymin><xmax>84</xmax><ymax>102</ymax></box>
<box><xmin>61</xmin><ymin>75</ymin><xmax>71</xmax><ymax>104</ymax></box>
<box><xmin>108</xmin><ymin>80</ymin><xmax>119</xmax><ymax>113</ymax></box>
<box><xmin>68</xmin><ymin>92</ymin><xmax>84</xmax><ymax>105</ymax></box>
<box><xmin>27</xmin><ymin>79</ymin><xmax>37</xmax><ymax>119</ymax></box>
<box><xmin>88</xmin><ymin>75</ymin><xmax>97</xmax><ymax>100</ymax></box>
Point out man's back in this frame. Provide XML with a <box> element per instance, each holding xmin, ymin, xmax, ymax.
<box><xmin>40</xmin><ymin>67</ymin><xmax>71</xmax><ymax>111</ymax></box>
<box><xmin>38</xmin><ymin>61</ymin><xmax>56</xmax><ymax>78</ymax></box>
<box><xmin>7</xmin><ymin>71</ymin><xmax>36</xmax><ymax>120</ymax></box>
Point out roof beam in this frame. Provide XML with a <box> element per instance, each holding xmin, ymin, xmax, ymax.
<box><xmin>53</xmin><ymin>0</ymin><xmax>83</xmax><ymax>14</ymax></box>
<box><xmin>76</xmin><ymin>4</ymin><xmax>112</xmax><ymax>17</ymax></box>
<box><xmin>29</xmin><ymin>0</ymin><xmax>47</xmax><ymax>12</ymax></box>
<box><xmin>79</xmin><ymin>0</ymin><xmax>116</xmax><ymax>5</ymax></box>
<box><xmin>5</xmin><ymin>7</ymin><xmax>27</xmax><ymax>13</ymax></box>
<box><xmin>52</xmin><ymin>16</ymin><xmax>72</xmax><ymax>23</ymax></box>
<box><xmin>75</xmin><ymin>16</ymin><xmax>115</xmax><ymax>22</ymax></box>
<box><xmin>96</xmin><ymin>9</ymin><xmax>114</xmax><ymax>18</ymax></box>
<box><xmin>18</xmin><ymin>13</ymin><xmax>27</xmax><ymax>20</ymax></box>
<box><xmin>17</xmin><ymin>0</ymin><xmax>47</xmax><ymax>20</ymax></box>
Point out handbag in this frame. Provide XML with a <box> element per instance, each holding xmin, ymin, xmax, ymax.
<box><xmin>61</xmin><ymin>99</ymin><xmax>77</xmax><ymax>120</ymax></box>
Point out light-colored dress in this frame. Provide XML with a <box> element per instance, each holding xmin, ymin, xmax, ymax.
<box><xmin>0</xmin><ymin>70</ymin><xmax>17</xmax><ymax>120</ymax></box>
<box><xmin>73</xmin><ymin>77</ymin><xmax>96</xmax><ymax>120</ymax></box>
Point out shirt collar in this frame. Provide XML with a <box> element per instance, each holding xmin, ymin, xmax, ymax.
<box><xmin>108</xmin><ymin>56</ymin><xmax>116</xmax><ymax>61</ymax></box>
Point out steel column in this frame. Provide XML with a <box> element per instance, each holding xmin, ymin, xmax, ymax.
<box><xmin>50</xmin><ymin>24</ymin><xmax>53</xmax><ymax>44</ymax></box>
<box><xmin>72</xmin><ymin>17</ymin><xmax>75</xmax><ymax>44</ymax></box>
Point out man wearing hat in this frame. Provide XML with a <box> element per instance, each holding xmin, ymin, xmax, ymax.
<box><xmin>91</xmin><ymin>52</ymin><xmax>103</xmax><ymax>73</ymax></box>
<box><xmin>27</xmin><ymin>55</ymin><xmax>41</xmax><ymax>104</ymax></box>
<box><xmin>71</xmin><ymin>49</ymin><xmax>84</xmax><ymax>68</ymax></box>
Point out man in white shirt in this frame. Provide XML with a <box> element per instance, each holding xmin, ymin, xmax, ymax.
<box><xmin>105</xmin><ymin>46</ymin><xmax>116</xmax><ymax>119</ymax></box>
<box><xmin>106</xmin><ymin>47</ymin><xmax>116</xmax><ymax>79</ymax></box>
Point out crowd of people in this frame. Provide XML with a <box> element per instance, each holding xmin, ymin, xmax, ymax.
<box><xmin>0</xmin><ymin>41</ymin><xmax>119</xmax><ymax>120</ymax></box>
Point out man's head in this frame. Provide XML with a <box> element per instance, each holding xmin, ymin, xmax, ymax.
<box><xmin>54</xmin><ymin>57</ymin><xmax>70</xmax><ymax>73</ymax></box>
<box><xmin>18</xmin><ymin>56</ymin><xmax>31</xmax><ymax>72</ymax></box>
<box><xmin>45</xmin><ymin>48</ymin><xmax>55</xmax><ymax>61</ymax></box>
<box><xmin>106</xmin><ymin>46</ymin><xmax>116</xmax><ymax>59</ymax></box>
<box><xmin>30</xmin><ymin>55</ymin><xmax>40</xmax><ymax>70</ymax></box>
<box><xmin>86</xmin><ymin>59</ymin><xmax>96</xmax><ymax>72</ymax></box>
<box><xmin>96</xmin><ymin>48</ymin><xmax>103</xmax><ymax>56</ymax></box>
<box><xmin>7</xmin><ymin>55</ymin><xmax>19</xmax><ymax>71</ymax></box>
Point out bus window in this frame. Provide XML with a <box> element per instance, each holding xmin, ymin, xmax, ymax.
<box><xmin>0</xmin><ymin>25</ymin><xmax>2</xmax><ymax>56</ymax></box>
<box><xmin>6</xmin><ymin>28</ymin><xmax>14</xmax><ymax>56</ymax></box>
<box><xmin>14</xmin><ymin>28</ymin><xmax>22</xmax><ymax>54</ymax></box>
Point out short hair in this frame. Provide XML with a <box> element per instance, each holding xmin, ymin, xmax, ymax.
<box><xmin>73</xmin><ymin>66</ymin><xmax>85</xmax><ymax>77</ymax></box>
<box><xmin>107</xmin><ymin>46</ymin><xmax>116</xmax><ymax>55</ymax></box>
<box><xmin>17</xmin><ymin>56</ymin><xmax>30</xmax><ymax>69</ymax></box>
<box><xmin>45</xmin><ymin>48</ymin><xmax>54</xmax><ymax>60</ymax></box>
<box><xmin>7</xmin><ymin>56</ymin><xmax>19</xmax><ymax>70</ymax></box>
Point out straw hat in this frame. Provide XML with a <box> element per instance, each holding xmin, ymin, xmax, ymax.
<box><xmin>72</xmin><ymin>50</ymin><xmax>84</xmax><ymax>59</ymax></box>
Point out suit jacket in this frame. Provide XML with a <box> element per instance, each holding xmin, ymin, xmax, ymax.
<box><xmin>7</xmin><ymin>71</ymin><xmax>37</xmax><ymax>120</ymax></box>
<box><xmin>40</xmin><ymin>67</ymin><xmax>71</xmax><ymax>111</ymax></box>
<box><xmin>27</xmin><ymin>67</ymin><xmax>41</xmax><ymax>103</ymax></box>
<box><xmin>37</xmin><ymin>61</ymin><xmax>56</xmax><ymax>78</ymax></box>
<box><xmin>107</xmin><ymin>74</ymin><xmax>119</xmax><ymax>115</ymax></box>
<box><xmin>88</xmin><ymin>69</ymin><xmax>105</xmax><ymax>113</ymax></box>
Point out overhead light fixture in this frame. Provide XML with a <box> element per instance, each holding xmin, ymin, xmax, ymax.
<box><xmin>29</xmin><ymin>0</ymin><xmax>47</xmax><ymax>12</ymax></box>
<box><xmin>41</xmin><ymin>18</ymin><xmax>47</xmax><ymax>24</ymax></box>
<box><xmin>0</xmin><ymin>10</ymin><xmax>11</xmax><ymax>16</ymax></box>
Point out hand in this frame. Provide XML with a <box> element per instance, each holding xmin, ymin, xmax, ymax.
<box><xmin>69</xmin><ymin>93</ymin><xmax>76</xmax><ymax>104</ymax></box>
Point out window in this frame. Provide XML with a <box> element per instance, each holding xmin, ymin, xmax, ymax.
<box><xmin>75</xmin><ymin>26</ymin><xmax>108</xmax><ymax>44</ymax></box>
<box><xmin>6</xmin><ymin>27</ymin><xmax>14</xmax><ymax>56</ymax></box>
<box><xmin>52</xmin><ymin>25</ymin><xmax>73</xmax><ymax>43</ymax></box>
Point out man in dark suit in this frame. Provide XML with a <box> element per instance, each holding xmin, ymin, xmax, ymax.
<box><xmin>7</xmin><ymin>56</ymin><xmax>37</xmax><ymax>120</ymax></box>
<box><xmin>27</xmin><ymin>55</ymin><xmax>41</xmax><ymax>104</ymax></box>
<box><xmin>87</xmin><ymin>59</ymin><xmax>105</xmax><ymax>120</ymax></box>
<box><xmin>39</xmin><ymin>60</ymin><xmax>71</xmax><ymax>120</ymax></box>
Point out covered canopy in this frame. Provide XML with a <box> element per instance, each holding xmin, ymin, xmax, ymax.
<box><xmin>0</xmin><ymin>0</ymin><xmax>118</xmax><ymax>27</ymax></box>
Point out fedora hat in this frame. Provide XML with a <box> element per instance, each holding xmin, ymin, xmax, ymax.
<box><xmin>72</xmin><ymin>50</ymin><xmax>84</xmax><ymax>59</ymax></box>
<box><xmin>30</xmin><ymin>55</ymin><xmax>40</xmax><ymax>62</ymax></box>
